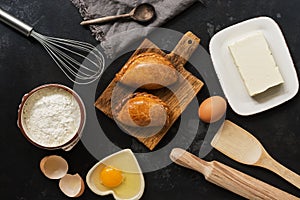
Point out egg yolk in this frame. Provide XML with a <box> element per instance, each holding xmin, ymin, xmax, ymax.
<box><xmin>100</xmin><ymin>166</ymin><xmax>123</xmax><ymax>188</ymax></box>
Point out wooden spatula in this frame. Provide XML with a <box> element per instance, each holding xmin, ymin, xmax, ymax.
<box><xmin>170</xmin><ymin>148</ymin><xmax>299</xmax><ymax>200</ymax></box>
<box><xmin>211</xmin><ymin>120</ymin><xmax>300</xmax><ymax>189</ymax></box>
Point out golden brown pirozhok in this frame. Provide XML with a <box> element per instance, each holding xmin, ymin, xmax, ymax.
<box><xmin>116</xmin><ymin>52</ymin><xmax>178</xmax><ymax>90</ymax></box>
<box><xmin>115</xmin><ymin>92</ymin><xmax>169</xmax><ymax>127</ymax></box>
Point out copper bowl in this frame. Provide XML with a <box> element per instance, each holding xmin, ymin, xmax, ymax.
<box><xmin>17</xmin><ymin>84</ymin><xmax>86</xmax><ymax>151</ymax></box>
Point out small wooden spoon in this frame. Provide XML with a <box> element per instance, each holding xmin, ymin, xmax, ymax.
<box><xmin>211</xmin><ymin>120</ymin><xmax>300</xmax><ymax>189</ymax></box>
<box><xmin>80</xmin><ymin>3</ymin><xmax>155</xmax><ymax>25</ymax></box>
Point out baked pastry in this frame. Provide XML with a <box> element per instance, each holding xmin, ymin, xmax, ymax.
<box><xmin>116</xmin><ymin>52</ymin><xmax>178</xmax><ymax>90</ymax></box>
<box><xmin>115</xmin><ymin>92</ymin><xmax>169</xmax><ymax>127</ymax></box>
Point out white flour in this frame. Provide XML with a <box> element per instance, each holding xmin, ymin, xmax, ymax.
<box><xmin>22</xmin><ymin>87</ymin><xmax>81</xmax><ymax>147</ymax></box>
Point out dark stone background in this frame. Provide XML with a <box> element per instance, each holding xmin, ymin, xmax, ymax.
<box><xmin>0</xmin><ymin>0</ymin><xmax>299</xmax><ymax>199</ymax></box>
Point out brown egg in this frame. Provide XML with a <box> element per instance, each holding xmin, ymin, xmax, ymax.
<box><xmin>115</xmin><ymin>92</ymin><xmax>169</xmax><ymax>127</ymax></box>
<box><xmin>116</xmin><ymin>52</ymin><xmax>178</xmax><ymax>90</ymax></box>
<box><xmin>198</xmin><ymin>96</ymin><xmax>227</xmax><ymax>123</ymax></box>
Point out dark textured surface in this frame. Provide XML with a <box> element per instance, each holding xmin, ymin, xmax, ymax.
<box><xmin>0</xmin><ymin>0</ymin><xmax>300</xmax><ymax>199</ymax></box>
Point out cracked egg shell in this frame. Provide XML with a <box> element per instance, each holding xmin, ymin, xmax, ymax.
<box><xmin>40</xmin><ymin>155</ymin><xmax>68</xmax><ymax>179</ymax></box>
<box><xmin>59</xmin><ymin>173</ymin><xmax>85</xmax><ymax>198</ymax></box>
<box><xmin>116</xmin><ymin>52</ymin><xmax>178</xmax><ymax>90</ymax></box>
<box><xmin>115</xmin><ymin>92</ymin><xmax>169</xmax><ymax>127</ymax></box>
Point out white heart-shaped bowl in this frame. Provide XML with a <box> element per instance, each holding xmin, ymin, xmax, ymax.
<box><xmin>86</xmin><ymin>149</ymin><xmax>145</xmax><ymax>200</ymax></box>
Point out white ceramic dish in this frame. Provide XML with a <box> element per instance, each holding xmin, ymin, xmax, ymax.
<box><xmin>209</xmin><ymin>17</ymin><xmax>299</xmax><ymax>115</ymax></box>
<box><xmin>86</xmin><ymin>149</ymin><xmax>145</xmax><ymax>200</ymax></box>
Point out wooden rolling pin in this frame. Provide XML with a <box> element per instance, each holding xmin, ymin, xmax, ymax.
<box><xmin>170</xmin><ymin>148</ymin><xmax>299</xmax><ymax>200</ymax></box>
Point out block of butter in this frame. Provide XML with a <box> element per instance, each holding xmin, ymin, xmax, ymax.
<box><xmin>229</xmin><ymin>32</ymin><xmax>284</xmax><ymax>96</ymax></box>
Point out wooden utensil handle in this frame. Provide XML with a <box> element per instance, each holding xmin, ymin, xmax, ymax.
<box><xmin>170</xmin><ymin>148</ymin><xmax>209</xmax><ymax>174</ymax></box>
<box><xmin>209</xmin><ymin>161</ymin><xmax>299</xmax><ymax>200</ymax></box>
<box><xmin>80</xmin><ymin>14</ymin><xmax>131</xmax><ymax>25</ymax></box>
<box><xmin>258</xmin><ymin>154</ymin><xmax>300</xmax><ymax>189</ymax></box>
<box><xmin>170</xmin><ymin>148</ymin><xmax>299</xmax><ymax>200</ymax></box>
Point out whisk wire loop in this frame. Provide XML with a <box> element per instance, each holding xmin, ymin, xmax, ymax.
<box><xmin>31</xmin><ymin>31</ymin><xmax>105</xmax><ymax>84</ymax></box>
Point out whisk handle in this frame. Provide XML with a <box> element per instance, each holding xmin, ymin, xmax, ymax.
<box><xmin>0</xmin><ymin>8</ymin><xmax>33</xmax><ymax>36</ymax></box>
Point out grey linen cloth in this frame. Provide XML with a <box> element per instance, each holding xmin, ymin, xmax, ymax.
<box><xmin>70</xmin><ymin>0</ymin><xmax>198</xmax><ymax>58</ymax></box>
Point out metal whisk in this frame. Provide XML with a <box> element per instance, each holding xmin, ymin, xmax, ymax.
<box><xmin>0</xmin><ymin>8</ymin><xmax>104</xmax><ymax>84</ymax></box>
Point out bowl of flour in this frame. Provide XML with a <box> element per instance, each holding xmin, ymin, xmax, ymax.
<box><xmin>17</xmin><ymin>84</ymin><xmax>86</xmax><ymax>151</ymax></box>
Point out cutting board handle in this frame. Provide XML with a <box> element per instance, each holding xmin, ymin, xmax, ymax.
<box><xmin>167</xmin><ymin>31</ymin><xmax>200</xmax><ymax>68</ymax></box>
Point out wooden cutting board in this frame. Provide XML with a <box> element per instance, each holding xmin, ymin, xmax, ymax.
<box><xmin>95</xmin><ymin>31</ymin><xmax>204</xmax><ymax>150</ymax></box>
